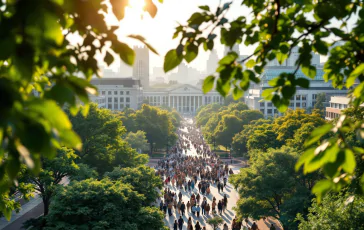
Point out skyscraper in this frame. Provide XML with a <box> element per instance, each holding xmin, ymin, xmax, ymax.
<box><xmin>206</xmin><ymin>49</ymin><xmax>219</xmax><ymax>74</ymax></box>
<box><xmin>132</xmin><ymin>46</ymin><xmax>149</xmax><ymax>88</ymax></box>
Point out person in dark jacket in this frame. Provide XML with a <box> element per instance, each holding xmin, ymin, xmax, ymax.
<box><xmin>180</xmin><ymin>202</ymin><xmax>186</xmax><ymax>216</ymax></box>
<box><xmin>178</xmin><ymin>216</ymin><xmax>184</xmax><ymax>230</ymax></box>
<box><xmin>173</xmin><ymin>220</ymin><xmax>178</xmax><ymax>230</ymax></box>
<box><xmin>195</xmin><ymin>221</ymin><xmax>202</xmax><ymax>230</ymax></box>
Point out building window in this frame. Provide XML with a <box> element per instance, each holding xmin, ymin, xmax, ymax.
<box><xmin>296</xmin><ymin>95</ymin><xmax>301</xmax><ymax>100</ymax></box>
<box><xmin>126</xmin><ymin>104</ymin><xmax>130</xmax><ymax>108</ymax></box>
<box><xmin>108</xmin><ymin>98</ymin><xmax>112</xmax><ymax>103</ymax></box>
<box><xmin>274</xmin><ymin>109</ymin><xmax>278</xmax><ymax>114</ymax></box>
<box><xmin>302</xmin><ymin>95</ymin><xmax>306</xmax><ymax>100</ymax></box>
<box><xmin>120</xmin><ymin>104</ymin><xmax>124</xmax><ymax>109</ymax></box>
<box><xmin>296</xmin><ymin>102</ymin><xmax>301</xmax><ymax>107</ymax></box>
<box><xmin>114</xmin><ymin>98</ymin><xmax>118</xmax><ymax>102</ymax></box>
<box><xmin>120</xmin><ymin>97</ymin><xmax>124</xmax><ymax>103</ymax></box>
<box><xmin>120</xmin><ymin>91</ymin><xmax>124</xmax><ymax>95</ymax></box>
<box><xmin>267</xmin><ymin>102</ymin><xmax>272</xmax><ymax>107</ymax></box>
<box><xmin>114</xmin><ymin>104</ymin><xmax>118</xmax><ymax>109</ymax></box>
<box><xmin>101</xmin><ymin>91</ymin><xmax>105</xmax><ymax>95</ymax></box>
<box><xmin>126</xmin><ymin>97</ymin><xmax>130</xmax><ymax>103</ymax></box>
<box><xmin>108</xmin><ymin>91</ymin><xmax>112</xmax><ymax>95</ymax></box>
<box><xmin>267</xmin><ymin>109</ymin><xmax>272</xmax><ymax>114</ymax></box>
<box><xmin>108</xmin><ymin>104</ymin><xmax>112</xmax><ymax>109</ymax></box>
<box><xmin>313</xmin><ymin>94</ymin><xmax>317</xmax><ymax>99</ymax></box>
<box><xmin>114</xmin><ymin>91</ymin><xmax>117</xmax><ymax>95</ymax></box>
<box><xmin>260</xmin><ymin>102</ymin><xmax>265</xmax><ymax>107</ymax></box>
<box><xmin>126</xmin><ymin>91</ymin><xmax>130</xmax><ymax>95</ymax></box>
<box><xmin>290</xmin><ymin>102</ymin><xmax>294</xmax><ymax>107</ymax></box>
<box><xmin>302</xmin><ymin>102</ymin><xmax>307</xmax><ymax>107</ymax></box>
<box><xmin>260</xmin><ymin>109</ymin><xmax>264</xmax><ymax>114</ymax></box>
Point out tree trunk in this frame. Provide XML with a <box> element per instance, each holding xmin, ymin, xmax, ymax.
<box><xmin>43</xmin><ymin>197</ymin><xmax>50</xmax><ymax>216</ymax></box>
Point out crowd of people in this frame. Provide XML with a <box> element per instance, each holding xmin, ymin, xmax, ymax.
<box><xmin>155</xmin><ymin>118</ymin><xmax>247</xmax><ymax>230</ymax></box>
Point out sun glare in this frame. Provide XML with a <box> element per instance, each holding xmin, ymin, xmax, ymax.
<box><xmin>128</xmin><ymin>0</ymin><xmax>146</xmax><ymax>11</ymax></box>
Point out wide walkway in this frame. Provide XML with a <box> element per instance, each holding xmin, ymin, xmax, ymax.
<box><xmin>157</xmin><ymin>118</ymin><xmax>281</xmax><ymax>230</ymax></box>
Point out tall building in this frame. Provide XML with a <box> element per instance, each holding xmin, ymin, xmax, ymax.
<box><xmin>266</xmin><ymin>46</ymin><xmax>320</xmax><ymax>67</ymax></box>
<box><xmin>206</xmin><ymin>49</ymin><xmax>219</xmax><ymax>74</ymax></box>
<box><xmin>133</xmin><ymin>46</ymin><xmax>149</xmax><ymax>88</ymax></box>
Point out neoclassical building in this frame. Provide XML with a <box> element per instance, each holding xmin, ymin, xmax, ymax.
<box><xmin>90</xmin><ymin>78</ymin><xmax>224</xmax><ymax>113</ymax></box>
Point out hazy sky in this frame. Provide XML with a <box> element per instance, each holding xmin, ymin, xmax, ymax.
<box><xmin>104</xmin><ymin>0</ymin><xmax>252</xmax><ymax>73</ymax></box>
<box><xmin>102</xmin><ymin>0</ymin><xmax>357</xmax><ymax>74</ymax></box>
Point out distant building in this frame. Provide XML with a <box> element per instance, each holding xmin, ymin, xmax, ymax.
<box><xmin>91</xmin><ymin>78</ymin><xmax>143</xmax><ymax>110</ymax></box>
<box><xmin>206</xmin><ymin>49</ymin><xmax>219</xmax><ymax>74</ymax></box>
<box><xmin>244</xmin><ymin>66</ymin><xmax>348</xmax><ymax>117</ymax></box>
<box><xmin>266</xmin><ymin>47</ymin><xmax>320</xmax><ymax>67</ymax></box>
<box><xmin>224</xmin><ymin>44</ymin><xmax>240</xmax><ymax>56</ymax></box>
<box><xmin>89</xmin><ymin>95</ymin><xmax>106</xmax><ymax>108</ymax></box>
<box><xmin>325</xmin><ymin>96</ymin><xmax>363</xmax><ymax>120</ymax></box>
<box><xmin>133</xmin><ymin>46</ymin><xmax>149</xmax><ymax>88</ymax></box>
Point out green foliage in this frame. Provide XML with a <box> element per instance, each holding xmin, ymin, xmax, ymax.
<box><xmin>70</xmin><ymin>163</ymin><xmax>98</xmax><ymax>182</ymax></box>
<box><xmin>206</xmin><ymin>216</ymin><xmax>224</xmax><ymax>230</ymax></box>
<box><xmin>69</xmin><ymin>104</ymin><xmax>147</xmax><ymax>174</ymax></box>
<box><xmin>43</xmin><ymin>178</ymin><xmax>166</xmax><ymax>230</ymax></box>
<box><xmin>230</xmin><ymin>147</ymin><xmax>320</xmax><ymax>229</ymax></box>
<box><xmin>313</xmin><ymin>93</ymin><xmax>326</xmax><ymax>117</ymax></box>
<box><xmin>297</xmin><ymin>194</ymin><xmax>364</xmax><ymax>230</ymax></box>
<box><xmin>21</xmin><ymin>147</ymin><xmax>80</xmax><ymax>215</ymax></box>
<box><xmin>166</xmin><ymin>0</ymin><xmax>364</xmax><ymax>196</ymax></box>
<box><xmin>134</xmin><ymin>104</ymin><xmax>178</xmax><ymax>153</ymax></box>
<box><xmin>0</xmin><ymin>0</ymin><xmax>161</xmax><ymax>215</ymax></box>
<box><xmin>104</xmin><ymin>165</ymin><xmax>163</xmax><ymax>204</ymax></box>
<box><xmin>125</xmin><ymin>131</ymin><xmax>150</xmax><ymax>153</ymax></box>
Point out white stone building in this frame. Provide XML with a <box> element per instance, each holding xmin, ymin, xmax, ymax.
<box><xmin>245</xmin><ymin>67</ymin><xmax>348</xmax><ymax>117</ymax></box>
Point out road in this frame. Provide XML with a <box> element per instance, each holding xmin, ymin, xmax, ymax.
<box><xmin>159</xmin><ymin>118</ymin><xmax>281</xmax><ymax>230</ymax></box>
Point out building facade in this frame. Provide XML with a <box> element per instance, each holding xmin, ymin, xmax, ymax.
<box><xmin>133</xmin><ymin>46</ymin><xmax>149</xmax><ymax>88</ymax></box>
<box><xmin>90</xmin><ymin>78</ymin><xmax>143</xmax><ymax>110</ymax></box>
<box><xmin>245</xmin><ymin>67</ymin><xmax>348</xmax><ymax>117</ymax></box>
<box><xmin>143</xmin><ymin>84</ymin><xmax>224</xmax><ymax>114</ymax></box>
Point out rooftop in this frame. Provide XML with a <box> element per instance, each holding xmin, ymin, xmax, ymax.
<box><xmin>91</xmin><ymin>78</ymin><xmax>141</xmax><ymax>87</ymax></box>
<box><xmin>261</xmin><ymin>66</ymin><xmax>324</xmax><ymax>81</ymax></box>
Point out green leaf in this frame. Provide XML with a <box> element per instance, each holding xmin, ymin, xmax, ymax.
<box><xmin>342</xmin><ymin>149</ymin><xmax>356</xmax><ymax>173</ymax></box>
<box><xmin>199</xmin><ymin>5</ymin><xmax>210</xmax><ymax>11</ymax></box>
<box><xmin>301</xmin><ymin>65</ymin><xmax>316</xmax><ymax>79</ymax></box>
<box><xmin>347</xmin><ymin>63</ymin><xmax>364</xmax><ymax>88</ymax></box>
<box><xmin>245</xmin><ymin>59</ymin><xmax>255</xmax><ymax>68</ymax></box>
<box><xmin>104</xmin><ymin>51</ymin><xmax>114</xmax><ymax>66</ymax></box>
<box><xmin>128</xmin><ymin>35</ymin><xmax>159</xmax><ymax>55</ymax></box>
<box><xmin>113</xmin><ymin>42</ymin><xmax>135</xmax><ymax>66</ymax></box>
<box><xmin>312</xmin><ymin>179</ymin><xmax>333</xmax><ymax>203</ymax></box>
<box><xmin>304</xmin><ymin>124</ymin><xmax>333</xmax><ymax>147</ymax></box>
<box><xmin>296</xmin><ymin>148</ymin><xmax>315</xmax><ymax>171</ymax></box>
<box><xmin>313</xmin><ymin>40</ymin><xmax>329</xmax><ymax>55</ymax></box>
<box><xmin>44</xmin><ymin>12</ymin><xmax>64</xmax><ymax>45</ymax></box>
<box><xmin>202</xmin><ymin>75</ymin><xmax>215</xmax><ymax>94</ymax></box>
<box><xmin>219</xmin><ymin>52</ymin><xmax>238</xmax><ymax>65</ymax></box>
<box><xmin>262</xmin><ymin>88</ymin><xmax>276</xmax><ymax>100</ymax></box>
<box><xmin>276</xmin><ymin>52</ymin><xmax>288</xmax><ymax>64</ymax></box>
<box><xmin>184</xmin><ymin>43</ymin><xmax>198</xmax><ymax>63</ymax></box>
<box><xmin>164</xmin><ymin>49</ymin><xmax>183</xmax><ymax>72</ymax></box>
<box><xmin>296</xmin><ymin>78</ymin><xmax>310</xmax><ymax>88</ymax></box>
<box><xmin>233</xmin><ymin>87</ymin><xmax>243</xmax><ymax>100</ymax></box>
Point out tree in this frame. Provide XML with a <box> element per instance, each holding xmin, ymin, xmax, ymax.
<box><xmin>0</xmin><ymin>0</ymin><xmax>161</xmax><ymax>216</ymax></box>
<box><xmin>43</xmin><ymin>179</ymin><xmax>167</xmax><ymax>230</ymax></box>
<box><xmin>230</xmin><ymin>147</ymin><xmax>318</xmax><ymax>229</ymax></box>
<box><xmin>196</xmin><ymin>103</ymin><xmax>223</xmax><ymax>127</ymax></box>
<box><xmin>118</xmin><ymin>108</ymin><xmax>137</xmax><ymax>132</ymax></box>
<box><xmin>247</xmin><ymin>126</ymin><xmax>282</xmax><ymax>152</ymax></box>
<box><xmin>214</xmin><ymin>114</ymin><xmax>243</xmax><ymax>150</ymax></box>
<box><xmin>164</xmin><ymin>0</ymin><xmax>364</xmax><ymax>196</ymax></box>
<box><xmin>207</xmin><ymin>216</ymin><xmax>224</xmax><ymax>230</ymax></box>
<box><xmin>297</xmin><ymin>194</ymin><xmax>364</xmax><ymax>230</ymax></box>
<box><xmin>135</xmin><ymin>104</ymin><xmax>177</xmax><ymax>153</ymax></box>
<box><xmin>69</xmin><ymin>104</ymin><xmax>147</xmax><ymax>174</ymax></box>
<box><xmin>313</xmin><ymin>93</ymin><xmax>326</xmax><ymax>117</ymax></box>
<box><xmin>70</xmin><ymin>163</ymin><xmax>98</xmax><ymax>182</ymax></box>
<box><xmin>22</xmin><ymin>147</ymin><xmax>79</xmax><ymax>216</ymax></box>
<box><xmin>125</xmin><ymin>131</ymin><xmax>150</xmax><ymax>153</ymax></box>
<box><xmin>104</xmin><ymin>165</ymin><xmax>163</xmax><ymax>205</ymax></box>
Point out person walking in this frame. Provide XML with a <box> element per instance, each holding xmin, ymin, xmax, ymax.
<box><xmin>178</xmin><ymin>216</ymin><xmax>184</xmax><ymax>230</ymax></box>
<box><xmin>223</xmin><ymin>223</ymin><xmax>229</xmax><ymax>230</ymax></box>
<box><xmin>168</xmin><ymin>202</ymin><xmax>173</xmax><ymax>216</ymax></box>
<box><xmin>205</xmin><ymin>203</ymin><xmax>210</xmax><ymax>215</ymax></box>
<box><xmin>218</xmin><ymin>200</ymin><xmax>223</xmax><ymax>215</ymax></box>
<box><xmin>196</xmin><ymin>204</ymin><xmax>201</xmax><ymax>218</ymax></box>
<box><xmin>270</xmin><ymin>224</ymin><xmax>276</xmax><ymax>230</ymax></box>
<box><xmin>217</xmin><ymin>182</ymin><xmax>221</xmax><ymax>193</ymax></box>
<box><xmin>163</xmin><ymin>202</ymin><xmax>167</xmax><ymax>215</ymax></box>
<box><xmin>186</xmin><ymin>201</ymin><xmax>191</xmax><ymax>212</ymax></box>
<box><xmin>173</xmin><ymin>220</ymin><xmax>178</xmax><ymax>230</ymax></box>
<box><xmin>180</xmin><ymin>202</ymin><xmax>186</xmax><ymax>216</ymax></box>
<box><xmin>195</xmin><ymin>221</ymin><xmax>202</xmax><ymax>230</ymax></box>
<box><xmin>187</xmin><ymin>217</ymin><xmax>193</xmax><ymax>230</ymax></box>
